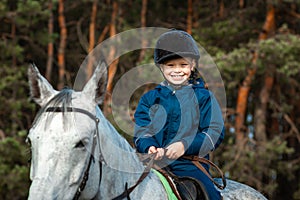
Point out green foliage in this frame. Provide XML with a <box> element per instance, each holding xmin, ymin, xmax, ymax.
<box><xmin>15</xmin><ymin>0</ymin><xmax>50</xmax><ymax>27</ymax></box>
<box><xmin>216</xmin><ymin>136</ymin><xmax>294</xmax><ymax>198</ymax></box>
<box><xmin>199</xmin><ymin>19</ymin><xmax>245</xmax><ymax>50</ymax></box>
<box><xmin>215</xmin><ymin>46</ymin><xmax>252</xmax><ymax>89</ymax></box>
<box><xmin>216</xmin><ymin>32</ymin><xmax>300</xmax><ymax>85</ymax></box>
<box><xmin>0</xmin><ymin>65</ymin><xmax>36</xmax><ymax>135</ymax></box>
<box><xmin>0</xmin><ymin>137</ymin><xmax>30</xmax><ymax>199</ymax></box>
<box><xmin>257</xmin><ymin>33</ymin><xmax>300</xmax><ymax>77</ymax></box>
<box><xmin>0</xmin><ymin>65</ymin><xmax>34</xmax><ymax>199</ymax></box>
<box><xmin>196</xmin><ymin>2</ymin><xmax>265</xmax><ymax>53</ymax></box>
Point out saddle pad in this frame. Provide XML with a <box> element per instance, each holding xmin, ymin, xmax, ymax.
<box><xmin>152</xmin><ymin>169</ymin><xmax>178</xmax><ymax>200</ymax></box>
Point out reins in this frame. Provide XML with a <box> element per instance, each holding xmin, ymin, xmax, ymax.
<box><xmin>112</xmin><ymin>153</ymin><xmax>157</xmax><ymax>200</ymax></box>
<box><xmin>182</xmin><ymin>155</ymin><xmax>227</xmax><ymax>190</ymax></box>
<box><xmin>45</xmin><ymin>107</ymin><xmax>103</xmax><ymax>200</ymax></box>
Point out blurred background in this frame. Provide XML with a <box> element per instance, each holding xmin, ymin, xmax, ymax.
<box><xmin>0</xmin><ymin>0</ymin><xmax>300</xmax><ymax>199</ymax></box>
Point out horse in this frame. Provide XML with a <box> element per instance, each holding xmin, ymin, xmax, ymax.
<box><xmin>27</xmin><ymin>61</ymin><xmax>268</xmax><ymax>200</ymax></box>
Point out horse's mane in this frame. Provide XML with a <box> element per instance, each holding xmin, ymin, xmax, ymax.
<box><xmin>32</xmin><ymin>88</ymin><xmax>73</xmax><ymax>128</ymax></box>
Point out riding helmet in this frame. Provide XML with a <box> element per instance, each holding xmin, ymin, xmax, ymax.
<box><xmin>154</xmin><ymin>30</ymin><xmax>200</xmax><ymax>65</ymax></box>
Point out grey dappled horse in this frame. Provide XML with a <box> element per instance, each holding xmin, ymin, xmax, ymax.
<box><xmin>27</xmin><ymin>62</ymin><xmax>267</xmax><ymax>200</ymax></box>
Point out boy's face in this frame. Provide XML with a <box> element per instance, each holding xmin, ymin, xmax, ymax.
<box><xmin>160</xmin><ymin>57</ymin><xmax>195</xmax><ymax>86</ymax></box>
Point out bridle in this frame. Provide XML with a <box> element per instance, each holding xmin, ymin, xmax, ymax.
<box><xmin>45</xmin><ymin>107</ymin><xmax>104</xmax><ymax>200</ymax></box>
<box><xmin>45</xmin><ymin>106</ymin><xmax>154</xmax><ymax>200</ymax></box>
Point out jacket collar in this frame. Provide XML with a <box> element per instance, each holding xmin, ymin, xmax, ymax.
<box><xmin>155</xmin><ymin>78</ymin><xmax>205</xmax><ymax>96</ymax></box>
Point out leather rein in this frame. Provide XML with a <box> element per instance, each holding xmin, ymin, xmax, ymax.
<box><xmin>182</xmin><ymin>155</ymin><xmax>227</xmax><ymax>190</ymax></box>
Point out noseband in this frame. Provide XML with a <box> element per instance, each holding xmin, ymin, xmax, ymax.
<box><xmin>45</xmin><ymin>107</ymin><xmax>103</xmax><ymax>200</ymax></box>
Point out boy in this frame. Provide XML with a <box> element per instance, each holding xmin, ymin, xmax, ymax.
<box><xmin>134</xmin><ymin>30</ymin><xmax>225</xmax><ymax>200</ymax></box>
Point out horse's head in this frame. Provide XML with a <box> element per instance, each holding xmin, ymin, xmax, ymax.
<box><xmin>27</xmin><ymin>62</ymin><xmax>107</xmax><ymax>199</ymax></box>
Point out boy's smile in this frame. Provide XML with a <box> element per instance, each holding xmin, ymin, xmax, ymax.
<box><xmin>160</xmin><ymin>57</ymin><xmax>195</xmax><ymax>86</ymax></box>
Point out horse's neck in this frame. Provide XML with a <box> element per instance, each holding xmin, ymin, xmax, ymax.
<box><xmin>95</xmin><ymin>108</ymin><xmax>147</xmax><ymax>198</ymax></box>
<box><xmin>96</xmin><ymin>107</ymin><xmax>144</xmax><ymax>168</ymax></box>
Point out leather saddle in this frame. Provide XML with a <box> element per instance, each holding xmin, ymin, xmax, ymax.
<box><xmin>174</xmin><ymin>176</ymin><xmax>209</xmax><ymax>200</ymax></box>
<box><xmin>137</xmin><ymin>154</ymin><xmax>226</xmax><ymax>200</ymax></box>
<box><xmin>154</xmin><ymin>166</ymin><xmax>210</xmax><ymax>200</ymax></box>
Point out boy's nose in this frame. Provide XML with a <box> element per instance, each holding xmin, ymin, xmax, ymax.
<box><xmin>174</xmin><ymin>66</ymin><xmax>181</xmax><ymax>72</ymax></box>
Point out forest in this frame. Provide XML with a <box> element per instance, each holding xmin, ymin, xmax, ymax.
<box><xmin>0</xmin><ymin>0</ymin><xmax>300</xmax><ymax>199</ymax></box>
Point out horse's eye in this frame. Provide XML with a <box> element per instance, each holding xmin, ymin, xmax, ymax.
<box><xmin>75</xmin><ymin>140</ymin><xmax>85</xmax><ymax>148</ymax></box>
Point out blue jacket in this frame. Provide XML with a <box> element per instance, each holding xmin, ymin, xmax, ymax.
<box><xmin>134</xmin><ymin>79</ymin><xmax>225</xmax><ymax>171</ymax></box>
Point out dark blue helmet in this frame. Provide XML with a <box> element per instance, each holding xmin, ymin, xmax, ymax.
<box><xmin>154</xmin><ymin>30</ymin><xmax>200</xmax><ymax>65</ymax></box>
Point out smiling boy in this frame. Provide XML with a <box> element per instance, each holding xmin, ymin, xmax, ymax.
<box><xmin>134</xmin><ymin>30</ymin><xmax>225</xmax><ymax>200</ymax></box>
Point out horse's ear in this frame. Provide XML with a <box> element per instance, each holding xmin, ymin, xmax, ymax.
<box><xmin>82</xmin><ymin>61</ymin><xmax>108</xmax><ymax>105</ymax></box>
<box><xmin>28</xmin><ymin>63</ymin><xmax>58</xmax><ymax>107</ymax></box>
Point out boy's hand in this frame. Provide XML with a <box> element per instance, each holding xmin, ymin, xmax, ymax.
<box><xmin>148</xmin><ymin>146</ymin><xmax>165</xmax><ymax>160</ymax></box>
<box><xmin>165</xmin><ymin>141</ymin><xmax>185</xmax><ymax>160</ymax></box>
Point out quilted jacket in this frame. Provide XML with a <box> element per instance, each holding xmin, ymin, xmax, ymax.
<box><xmin>133</xmin><ymin>79</ymin><xmax>225</xmax><ymax>171</ymax></box>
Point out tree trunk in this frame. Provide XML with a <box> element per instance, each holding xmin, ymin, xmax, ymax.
<box><xmin>11</xmin><ymin>16</ymin><xmax>16</xmax><ymax>68</ymax></box>
<box><xmin>254</xmin><ymin>68</ymin><xmax>275</xmax><ymax>142</ymax></box>
<box><xmin>259</xmin><ymin>4</ymin><xmax>276</xmax><ymax>40</ymax></box>
<box><xmin>235</xmin><ymin>4</ymin><xmax>275</xmax><ymax>146</ymax></box>
<box><xmin>186</xmin><ymin>0</ymin><xmax>193</xmax><ymax>34</ymax></box>
<box><xmin>253</xmin><ymin>4</ymin><xmax>276</xmax><ymax>143</ymax></box>
<box><xmin>239</xmin><ymin>0</ymin><xmax>244</xmax><ymax>9</ymax></box>
<box><xmin>46</xmin><ymin>0</ymin><xmax>54</xmax><ymax>81</ymax></box>
<box><xmin>86</xmin><ymin>0</ymin><xmax>98</xmax><ymax>80</ymax></box>
<box><xmin>235</xmin><ymin>65</ymin><xmax>256</xmax><ymax>143</ymax></box>
<box><xmin>57</xmin><ymin>0</ymin><xmax>67</xmax><ymax>90</ymax></box>
<box><xmin>104</xmin><ymin>1</ymin><xmax>119</xmax><ymax>115</ymax></box>
<box><xmin>219</xmin><ymin>0</ymin><xmax>225</xmax><ymax>18</ymax></box>
<box><xmin>137</xmin><ymin>0</ymin><xmax>148</xmax><ymax>63</ymax></box>
<box><xmin>97</xmin><ymin>24</ymin><xmax>109</xmax><ymax>44</ymax></box>
<box><xmin>239</xmin><ymin>67</ymin><xmax>275</xmax><ymax>191</ymax></box>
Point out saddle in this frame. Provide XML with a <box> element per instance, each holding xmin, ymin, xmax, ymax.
<box><xmin>138</xmin><ymin>154</ymin><xmax>226</xmax><ymax>200</ymax></box>
<box><xmin>175</xmin><ymin>176</ymin><xmax>209</xmax><ymax>200</ymax></box>
<box><xmin>153</xmin><ymin>166</ymin><xmax>209</xmax><ymax>200</ymax></box>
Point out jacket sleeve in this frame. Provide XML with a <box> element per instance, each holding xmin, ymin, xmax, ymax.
<box><xmin>182</xmin><ymin>91</ymin><xmax>225</xmax><ymax>157</ymax></box>
<box><xmin>133</xmin><ymin>94</ymin><xmax>160</xmax><ymax>153</ymax></box>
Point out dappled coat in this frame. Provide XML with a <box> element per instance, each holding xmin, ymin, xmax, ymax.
<box><xmin>134</xmin><ymin>78</ymin><xmax>225</xmax><ymax>171</ymax></box>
